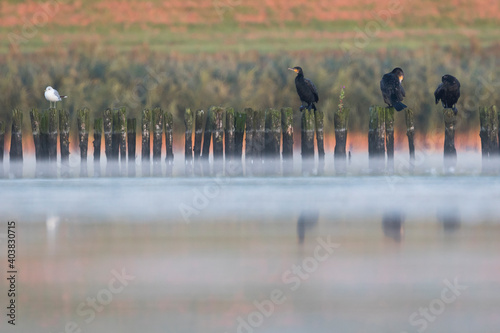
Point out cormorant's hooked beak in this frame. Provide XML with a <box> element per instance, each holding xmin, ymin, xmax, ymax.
<box><xmin>288</xmin><ymin>67</ymin><xmax>298</xmax><ymax>73</ymax></box>
<box><xmin>399</xmin><ymin>75</ymin><xmax>404</xmax><ymax>83</ymax></box>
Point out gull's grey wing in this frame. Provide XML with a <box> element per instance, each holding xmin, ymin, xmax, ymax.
<box><xmin>53</xmin><ymin>89</ymin><xmax>61</xmax><ymax>99</ymax></box>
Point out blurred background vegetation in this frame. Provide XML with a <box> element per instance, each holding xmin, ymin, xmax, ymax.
<box><xmin>0</xmin><ymin>0</ymin><xmax>499</xmax><ymax>145</ymax></box>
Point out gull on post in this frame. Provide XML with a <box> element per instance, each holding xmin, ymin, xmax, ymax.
<box><xmin>44</xmin><ymin>86</ymin><xmax>67</xmax><ymax>109</ymax></box>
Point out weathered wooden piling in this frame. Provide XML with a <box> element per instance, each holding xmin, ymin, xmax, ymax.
<box><xmin>233</xmin><ymin>110</ymin><xmax>246</xmax><ymax>176</ymax></box>
<box><xmin>111</xmin><ymin>107</ymin><xmax>127</xmax><ymax>176</ymax></box>
<box><xmin>152</xmin><ymin>107</ymin><xmax>163</xmax><ymax>176</ymax></box>
<box><xmin>141</xmin><ymin>108</ymin><xmax>151</xmax><ymax>176</ymax></box>
<box><xmin>164</xmin><ymin>111</ymin><xmax>174</xmax><ymax>176</ymax></box>
<box><xmin>10</xmin><ymin>109</ymin><xmax>23</xmax><ymax>177</ymax></box>
<box><xmin>59</xmin><ymin>109</ymin><xmax>70</xmax><ymax>177</ymax></box>
<box><xmin>479</xmin><ymin>105</ymin><xmax>498</xmax><ymax>171</ymax></box>
<box><xmin>385</xmin><ymin>107</ymin><xmax>395</xmax><ymax>173</ymax></box>
<box><xmin>30</xmin><ymin>109</ymin><xmax>42</xmax><ymax>162</ymax></box>
<box><xmin>443</xmin><ymin>108</ymin><xmax>457</xmax><ymax>170</ymax></box>
<box><xmin>281</xmin><ymin>107</ymin><xmax>293</xmax><ymax>175</ymax></box>
<box><xmin>193</xmin><ymin>109</ymin><xmax>204</xmax><ymax>175</ymax></box>
<box><xmin>368</xmin><ymin>106</ymin><xmax>386</xmax><ymax>172</ymax></box>
<box><xmin>202</xmin><ymin>108</ymin><xmax>214</xmax><ymax>161</ymax></box>
<box><xmin>212</xmin><ymin>107</ymin><xmax>225</xmax><ymax>174</ymax></box>
<box><xmin>334</xmin><ymin>106</ymin><xmax>349</xmax><ymax>174</ymax></box>
<box><xmin>314</xmin><ymin>109</ymin><xmax>325</xmax><ymax>174</ymax></box>
<box><xmin>301</xmin><ymin>109</ymin><xmax>315</xmax><ymax>174</ymax></box>
<box><xmin>245</xmin><ymin>108</ymin><xmax>254</xmax><ymax>165</ymax></box>
<box><xmin>184</xmin><ymin>108</ymin><xmax>193</xmax><ymax>175</ymax></box>
<box><xmin>127</xmin><ymin>118</ymin><xmax>136</xmax><ymax>177</ymax></box>
<box><xmin>77</xmin><ymin>108</ymin><xmax>90</xmax><ymax>177</ymax></box>
<box><xmin>103</xmin><ymin>108</ymin><xmax>113</xmax><ymax>166</ymax></box>
<box><xmin>264</xmin><ymin>108</ymin><xmax>281</xmax><ymax>174</ymax></box>
<box><xmin>93</xmin><ymin>118</ymin><xmax>103</xmax><ymax>177</ymax></box>
<box><xmin>47</xmin><ymin>108</ymin><xmax>58</xmax><ymax>167</ymax></box>
<box><xmin>0</xmin><ymin>121</ymin><xmax>4</xmax><ymax>177</ymax></box>
<box><xmin>225</xmin><ymin>107</ymin><xmax>235</xmax><ymax>162</ymax></box>
<box><xmin>405</xmin><ymin>108</ymin><xmax>415</xmax><ymax>168</ymax></box>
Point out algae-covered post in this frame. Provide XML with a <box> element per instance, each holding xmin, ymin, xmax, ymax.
<box><xmin>301</xmin><ymin>109</ymin><xmax>315</xmax><ymax>174</ymax></box>
<box><xmin>9</xmin><ymin>109</ymin><xmax>23</xmax><ymax>162</ymax></box>
<box><xmin>281</xmin><ymin>107</ymin><xmax>293</xmax><ymax>175</ymax></box>
<box><xmin>127</xmin><ymin>118</ymin><xmax>136</xmax><ymax>177</ymax></box>
<box><xmin>405</xmin><ymin>108</ymin><xmax>415</xmax><ymax>169</ymax></box>
<box><xmin>225</xmin><ymin>107</ymin><xmax>235</xmax><ymax>163</ymax></box>
<box><xmin>152</xmin><ymin>107</ymin><xmax>163</xmax><ymax>176</ymax></box>
<box><xmin>385</xmin><ymin>107</ymin><xmax>395</xmax><ymax>173</ymax></box>
<box><xmin>443</xmin><ymin>108</ymin><xmax>457</xmax><ymax>170</ymax></box>
<box><xmin>184</xmin><ymin>108</ymin><xmax>193</xmax><ymax>175</ymax></box>
<box><xmin>368</xmin><ymin>106</ymin><xmax>385</xmax><ymax>172</ymax></box>
<box><xmin>141</xmin><ymin>108</ymin><xmax>151</xmax><ymax>176</ymax></box>
<box><xmin>164</xmin><ymin>111</ymin><xmax>174</xmax><ymax>176</ymax></box>
<box><xmin>193</xmin><ymin>109</ymin><xmax>204</xmax><ymax>175</ymax></box>
<box><xmin>314</xmin><ymin>109</ymin><xmax>325</xmax><ymax>174</ymax></box>
<box><xmin>233</xmin><ymin>110</ymin><xmax>246</xmax><ymax>176</ymax></box>
<box><xmin>30</xmin><ymin>109</ymin><xmax>42</xmax><ymax>162</ymax></box>
<box><xmin>48</xmin><ymin>108</ymin><xmax>58</xmax><ymax>168</ymax></box>
<box><xmin>93</xmin><ymin>118</ymin><xmax>103</xmax><ymax>177</ymax></box>
<box><xmin>212</xmin><ymin>107</ymin><xmax>225</xmax><ymax>174</ymax></box>
<box><xmin>265</xmin><ymin>108</ymin><xmax>281</xmax><ymax>174</ymax></box>
<box><xmin>202</xmin><ymin>108</ymin><xmax>214</xmax><ymax>175</ymax></box>
<box><xmin>253</xmin><ymin>109</ymin><xmax>266</xmax><ymax>174</ymax></box>
<box><xmin>334</xmin><ymin>105</ymin><xmax>349</xmax><ymax>174</ymax></box>
<box><xmin>77</xmin><ymin>108</ymin><xmax>90</xmax><ymax>177</ymax></box>
<box><xmin>112</xmin><ymin>107</ymin><xmax>127</xmax><ymax>176</ymax></box>
<box><xmin>245</xmin><ymin>108</ymin><xmax>255</xmax><ymax>172</ymax></box>
<box><xmin>479</xmin><ymin>105</ymin><xmax>498</xmax><ymax>172</ymax></box>
<box><xmin>103</xmin><ymin>108</ymin><xmax>113</xmax><ymax>175</ymax></box>
<box><xmin>59</xmin><ymin>109</ymin><xmax>70</xmax><ymax>177</ymax></box>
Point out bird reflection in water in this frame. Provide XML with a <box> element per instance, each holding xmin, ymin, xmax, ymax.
<box><xmin>382</xmin><ymin>211</ymin><xmax>404</xmax><ymax>242</ymax></box>
<box><xmin>297</xmin><ymin>210</ymin><xmax>319</xmax><ymax>244</ymax></box>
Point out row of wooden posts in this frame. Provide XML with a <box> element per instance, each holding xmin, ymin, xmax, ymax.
<box><xmin>1</xmin><ymin>104</ymin><xmax>498</xmax><ymax>177</ymax></box>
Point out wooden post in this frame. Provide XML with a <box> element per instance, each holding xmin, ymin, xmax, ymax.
<box><xmin>253</xmin><ymin>109</ymin><xmax>265</xmax><ymax>174</ymax></box>
<box><xmin>334</xmin><ymin>106</ymin><xmax>349</xmax><ymax>174</ymax></box>
<box><xmin>212</xmin><ymin>107</ymin><xmax>224</xmax><ymax>173</ymax></box>
<box><xmin>152</xmin><ymin>107</ymin><xmax>163</xmax><ymax>176</ymax></box>
<box><xmin>385</xmin><ymin>107</ymin><xmax>395</xmax><ymax>173</ymax></box>
<box><xmin>443</xmin><ymin>108</ymin><xmax>457</xmax><ymax>170</ymax></box>
<box><xmin>368</xmin><ymin>106</ymin><xmax>385</xmax><ymax>172</ymax></box>
<box><xmin>127</xmin><ymin>118</ymin><xmax>136</xmax><ymax>177</ymax></box>
<box><xmin>164</xmin><ymin>111</ymin><xmax>174</xmax><ymax>176</ymax></box>
<box><xmin>59</xmin><ymin>109</ymin><xmax>70</xmax><ymax>177</ymax></box>
<box><xmin>184</xmin><ymin>108</ymin><xmax>193</xmax><ymax>175</ymax></box>
<box><xmin>30</xmin><ymin>109</ymin><xmax>42</xmax><ymax>162</ymax></box>
<box><xmin>141</xmin><ymin>108</ymin><xmax>151</xmax><ymax>176</ymax></box>
<box><xmin>281</xmin><ymin>107</ymin><xmax>293</xmax><ymax>176</ymax></box>
<box><xmin>202</xmin><ymin>108</ymin><xmax>214</xmax><ymax>175</ymax></box>
<box><xmin>77</xmin><ymin>108</ymin><xmax>89</xmax><ymax>177</ymax></box>
<box><xmin>405</xmin><ymin>108</ymin><xmax>415</xmax><ymax>170</ymax></box>
<box><xmin>245</xmin><ymin>107</ymin><xmax>254</xmax><ymax>174</ymax></box>
<box><xmin>10</xmin><ymin>109</ymin><xmax>23</xmax><ymax>177</ymax></box>
<box><xmin>265</xmin><ymin>108</ymin><xmax>281</xmax><ymax>174</ymax></box>
<box><xmin>314</xmin><ymin>109</ymin><xmax>325</xmax><ymax>174</ymax></box>
<box><xmin>234</xmin><ymin>110</ymin><xmax>246</xmax><ymax>176</ymax></box>
<box><xmin>225</xmin><ymin>107</ymin><xmax>235</xmax><ymax>163</ymax></box>
<box><xmin>103</xmin><ymin>108</ymin><xmax>113</xmax><ymax>176</ymax></box>
<box><xmin>0</xmin><ymin>121</ymin><xmax>4</xmax><ymax>177</ymax></box>
<box><xmin>301</xmin><ymin>109</ymin><xmax>315</xmax><ymax>174</ymax></box>
<box><xmin>112</xmin><ymin>107</ymin><xmax>126</xmax><ymax>176</ymax></box>
<box><xmin>193</xmin><ymin>109</ymin><xmax>204</xmax><ymax>175</ymax></box>
<box><xmin>479</xmin><ymin>105</ymin><xmax>498</xmax><ymax>172</ymax></box>
<box><xmin>47</xmin><ymin>108</ymin><xmax>58</xmax><ymax>169</ymax></box>
<box><xmin>93</xmin><ymin>118</ymin><xmax>102</xmax><ymax>177</ymax></box>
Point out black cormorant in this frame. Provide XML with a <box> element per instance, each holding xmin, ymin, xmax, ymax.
<box><xmin>288</xmin><ymin>67</ymin><xmax>319</xmax><ymax>111</ymax></box>
<box><xmin>434</xmin><ymin>74</ymin><xmax>460</xmax><ymax>115</ymax></box>
<box><xmin>380</xmin><ymin>67</ymin><xmax>407</xmax><ymax>112</ymax></box>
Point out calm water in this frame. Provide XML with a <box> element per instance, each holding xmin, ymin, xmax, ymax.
<box><xmin>1</xmin><ymin>154</ymin><xmax>500</xmax><ymax>332</ymax></box>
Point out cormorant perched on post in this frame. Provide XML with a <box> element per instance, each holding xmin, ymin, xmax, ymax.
<box><xmin>434</xmin><ymin>74</ymin><xmax>460</xmax><ymax>115</ymax></box>
<box><xmin>380</xmin><ymin>67</ymin><xmax>407</xmax><ymax>111</ymax></box>
<box><xmin>288</xmin><ymin>67</ymin><xmax>319</xmax><ymax>111</ymax></box>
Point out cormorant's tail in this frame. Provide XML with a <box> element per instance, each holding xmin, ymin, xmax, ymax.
<box><xmin>393</xmin><ymin>101</ymin><xmax>407</xmax><ymax>112</ymax></box>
